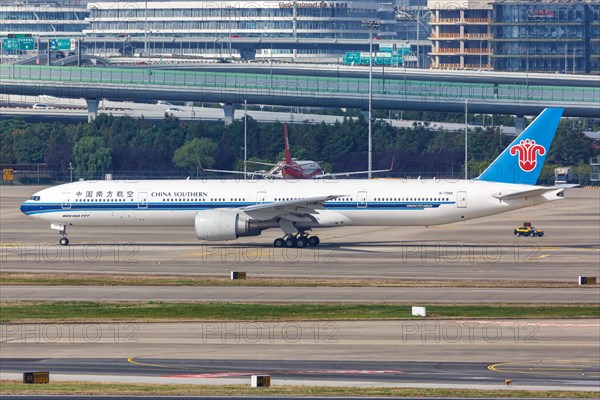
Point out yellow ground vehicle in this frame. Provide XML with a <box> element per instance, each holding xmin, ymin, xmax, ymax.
<box><xmin>514</xmin><ymin>222</ymin><xmax>544</xmax><ymax>237</ymax></box>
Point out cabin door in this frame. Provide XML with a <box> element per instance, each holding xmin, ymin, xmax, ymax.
<box><xmin>138</xmin><ymin>192</ymin><xmax>148</xmax><ymax>209</ymax></box>
<box><xmin>61</xmin><ymin>192</ymin><xmax>71</xmax><ymax>210</ymax></box>
<box><xmin>457</xmin><ymin>191</ymin><xmax>467</xmax><ymax>208</ymax></box>
<box><xmin>357</xmin><ymin>191</ymin><xmax>367</xmax><ymax>208</ymax></box>
<box><xmin>256</xmin><ymin>191</ymin><xmax>267</xmax><ymax>204</ymax></box>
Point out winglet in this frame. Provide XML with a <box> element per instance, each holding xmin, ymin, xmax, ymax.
<box><xmin>476</xmin><ymin>108</ymin><xmax>563</xmax><ymax>185</ymax></box>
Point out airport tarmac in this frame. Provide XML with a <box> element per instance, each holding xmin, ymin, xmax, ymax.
<box><xmin>2</xmin><ymin>185</ymin><xmax>599</xmax><ymax>392</ymax></box>
<box><xmin>1</xmin><ymin>319</ymin><xmax>599</xmax><ymax>389</ymax></box>
<box><xmin>1</xmin><ymin>186</ymin><xmax>599</xmax><ymax>283</ymax></box>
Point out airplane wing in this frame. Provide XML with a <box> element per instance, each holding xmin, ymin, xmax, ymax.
<box><xmin>199</xmin><ymin>163</ymin><xmax>279</xmax><ymax>178</ymax></box>
<box><xmin>245</xmin><ymin>160</ymin><xmax>280</xmax><ymax>167</ymax></box>
<box><xmin>240</xmin><ymin>195</ymin><xmax>346</xmax><ymax>220</ymax></box>
<box><xmin>492</xmin><ymin>186</ymin><xmax>568</xmax><ymax>201</ymax></box>
<box><xmin>320</xmin><ymin>167</ymin><xmax>392</xmax><ymax>178</ymax></box>
<box><xmin>318</xmin><ymin>159</ymin><xmax>395</xmax><ymax>178</ymax></box>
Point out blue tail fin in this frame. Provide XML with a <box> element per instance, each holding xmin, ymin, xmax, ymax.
<box><xmin>476</xmin><ymin>108</ymin><xmax>563</xmax><ymax>185</ymax></box>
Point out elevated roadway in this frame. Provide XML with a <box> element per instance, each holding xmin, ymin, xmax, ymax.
<box><xmin>1</xmin><ymin>65</ymin><xmax>598</xmax><ymax>122</ymax></box>
<box><xmin>150</xmin><ymin>62</ymin><xmax>599</xmax><ymax>88</ymax></box>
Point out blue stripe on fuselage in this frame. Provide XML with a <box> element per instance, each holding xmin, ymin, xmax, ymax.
<box><xmin>20</xmin><ymin>201</ymin><xmax>454</xmax><ymax>215</ymax></box>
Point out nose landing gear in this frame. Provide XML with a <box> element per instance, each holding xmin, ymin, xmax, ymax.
<box><xmin>51</xmin><ymin>223</ymin><xmax>70</xmax><ymax>246</ymax></box>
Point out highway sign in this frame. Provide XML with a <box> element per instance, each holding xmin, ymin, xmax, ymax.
<box><xmin>19</xmin><ymin>37</ymin><xmax>34</xmax><ymax>50</ymax></box>
<box><xmin>3</xmin><ymin>38</ymin><xmax>19</xmax><ymax>51</ymax></box>
<box><xmin>2</xmin><ymin>37</ymin><xmax>34</xmax><ymax>51</ymax></box>
<box><xmin>50</xmin><ymin>38</ymin><xmax>72</xmax><ymax>51</ymax></box>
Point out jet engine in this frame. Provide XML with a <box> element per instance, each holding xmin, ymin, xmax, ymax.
<box><xmin>195</xmin><ymin>210</ymin><xmax>261</xmax><ymax>241</ymax></box>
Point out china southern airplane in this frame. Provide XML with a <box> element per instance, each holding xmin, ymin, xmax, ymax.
<box><xmin>21</xmin><ymin>108</ymin><xmax>565</xmax><ymax>248</ymax></box>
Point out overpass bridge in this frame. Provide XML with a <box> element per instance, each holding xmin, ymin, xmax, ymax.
<box><xmin>1</xmin><ymin>64</ymin><xmax>598</xmax><ymax>126</ymax></box>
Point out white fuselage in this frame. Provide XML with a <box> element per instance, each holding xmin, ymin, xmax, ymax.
<box><xmin>21</xmin><ymin>178</ymin><xmax>563</xmax><ymax>230</ymax></box>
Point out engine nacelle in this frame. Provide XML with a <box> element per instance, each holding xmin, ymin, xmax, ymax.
<box><xmin>195</xmin><ymin>210</ymin><xmax>261</xmax><ymax>241</ymax></box>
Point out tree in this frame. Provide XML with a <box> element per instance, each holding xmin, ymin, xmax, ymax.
<box><xmin>45</xmin><ymin>131</ymin><xmax>74</xmax><ymax>179</ymax></box>
<box><xmin>547</xmin><ymin>125</ymin><xmax>595</xmax><ymax>166</ymax></box>
<box><xmin>173</xmin><ymin>137</ymin><xmax>218</xmax><ymax>171</ymax></box>
<box><xmin>73</xmin><ymin>136</ymin><xmax>112</xmax><ymax>178</ymax></box>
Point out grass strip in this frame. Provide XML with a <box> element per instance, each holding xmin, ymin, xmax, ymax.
<box><xmin>2</xmin><ymin>273</ymin><xmax>596</xmax><ymax>288</ymax></box>
<box><xmin>0</xmin><ymin>381</ymin><xmax>597</xmax><ymax>397</ymax></box>
<box><xmin>1</xmin><ymin>302</ymin><xmax>598</xmax><ymax>323</ymax></box>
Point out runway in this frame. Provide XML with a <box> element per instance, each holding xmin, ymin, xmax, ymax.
<box><xmin>2</xmin><ymin>358</ymin><xmax>599</xmax><ymax>389</ymax></box>
<box><xmin>2</xmin><ymin>285</ymin><xmax>599</xmax><ymax>303</ymax></box>
<box><xmin>1</xmin><ymin>319</ymin><xmax>599</xmax><ymax>390</ymax></box>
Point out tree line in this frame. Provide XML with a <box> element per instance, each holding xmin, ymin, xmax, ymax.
<box><xmin>1</xmin><ymin>113</ymin><xmax>597</xmax><ymax>184</ymax></box>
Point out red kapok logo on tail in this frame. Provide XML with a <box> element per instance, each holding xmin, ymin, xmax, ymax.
<box><xmin>509</xmin><ymin>139</ymin><xmax>546</xmax><ymax>172</ymax></box>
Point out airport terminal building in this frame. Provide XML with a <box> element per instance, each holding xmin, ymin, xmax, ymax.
<box><xmin>85</xmin><ymin>0</ymin><xmax>386</xmax><ymax>40</ymax></box>
<box><xmin>83</xmin><ymin>0</ymin><xmax>398</xmax><ymax>58</ymax></box>
<box><xmin>0</xmin><ymin>0</ymin><xmax>88</xmax><ymax>38</ymax></box>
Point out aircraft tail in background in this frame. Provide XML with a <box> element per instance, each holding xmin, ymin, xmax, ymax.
<box><xmin>283</xmin><ymin>122</ymin><xmax>293</xmax><ymax>164</ymax></box>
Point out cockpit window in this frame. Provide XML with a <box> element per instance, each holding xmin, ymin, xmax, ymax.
<box><xmin>29</xmin><ymin>196</ymin><xmax>41</xmax><ymax>201</ymax></box>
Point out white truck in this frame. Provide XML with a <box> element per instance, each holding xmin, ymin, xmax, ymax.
<box><xmin>554</xmin><ymin>167</ymin><xmax>573</xmax><ymax>185</ymax></box>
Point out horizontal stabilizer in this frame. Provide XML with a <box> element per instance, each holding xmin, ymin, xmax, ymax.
<box><xmin>492</xmin><ymin>187</ymin><xmax>564</xmax><ymax>201</ymax></box>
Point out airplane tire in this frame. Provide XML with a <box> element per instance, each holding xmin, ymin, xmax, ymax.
<box><xmin>285</xmin><ymin>238</ymin><xmax>296</xmax><ymax>248</ymax></box>
<box><xmin>274</xmin><ymin>238</ymin><xmax>284</xmax><ymax>248</ymax></box>
<box><xmin>308</xmin><ymin>236</ymin><xmax>320</xmax><ymax>246</ymax></box>
<box><xmin>59</xmin><ymin>237</ymin><xmax>69</xmax><ymax>246</ymax></box>
<box><xmin>296</xmin><ymin>237</ymin><xmax>307</xmax><ymax>248</ymax></box>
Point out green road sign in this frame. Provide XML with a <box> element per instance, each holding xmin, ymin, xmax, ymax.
<box><xmin>50</xmin><ymin>38</ymin><xmax>72</xmax><ymax>51</ymax></box>
<box><xmin>343</xmin><ymin>52</ymin><xmax>361</xmax><ymax>64</ymax></box>
<box><xmin>19</xmin><ymin>37</ymin><xmax>34</xmax><ymax>50</ymax></box>
<box><xmin>2</xmin><ymin>37</ymin><xmax>33</xmax><ymax>51</ymax></box>
<box><xmin>3</xmin><ymin>38</ymin><xmax>19</xmax><ymax>51</ymax></box>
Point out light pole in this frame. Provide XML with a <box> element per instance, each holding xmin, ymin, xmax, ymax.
<box><xmin>244</xmin><ymin>99</ymin><xmax>248</xmax><ymax>179</ymax></box>
<box><xmin>464</xmin><ymin>99</ymin><xmax>468</xmax><ymax>180</ymax></box>
<box><xmin>362</xmin><ymin>19</ymin><xmax>380</xmax><ymax>179</ymax></box>
<box><xmin>416</xmin><ymin>8</ymin><xmax>420</xmax><ymax>68</ymax></box>
<box><xmin>144</xmin><ymin>1</ymin><xmax>148</xmax><ymax>61</ymax></box>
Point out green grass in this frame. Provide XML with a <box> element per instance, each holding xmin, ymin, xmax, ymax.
<box><xmin>1</xmin><ymin>302</ymin><xmax>598</xmax><ymax>323</ymax></box>
<box><xmin>0</xmin><ymin>381</ymin><xmax>597</xmax><ymax>397</ymax></box>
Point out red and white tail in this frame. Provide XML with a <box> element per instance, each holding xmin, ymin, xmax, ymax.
<box><xmin>283</xmin><ymin>122</ymin><xmax>292</xmax><ymax>164</ymax></box>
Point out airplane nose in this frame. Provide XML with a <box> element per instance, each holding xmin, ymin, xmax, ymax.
<box><xmin>20</xmin><ymin>202</ymin><xmax>31</xmax><ymax>215</ymax></box>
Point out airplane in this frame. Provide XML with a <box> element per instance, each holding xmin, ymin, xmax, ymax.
<box><xmin>21</xmin><ymin>108</ymin><xmax>566</xmax><ymax>248</ymax></box>
<box><xmin>201</xmin><ymin>122</ymin><xmax>393</xmax><ymax>179</ymax></box>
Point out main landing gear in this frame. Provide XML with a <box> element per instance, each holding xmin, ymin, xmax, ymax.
<box><xmin>273</xmin><ymin>233</ymin><xmax>320</xmax><ymax>248</ymax></box>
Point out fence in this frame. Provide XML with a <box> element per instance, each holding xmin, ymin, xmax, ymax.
<box><xmin>1</xmin><ymin>64</ymin><xmax>598</xmax><ymax>105</ymax></box>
